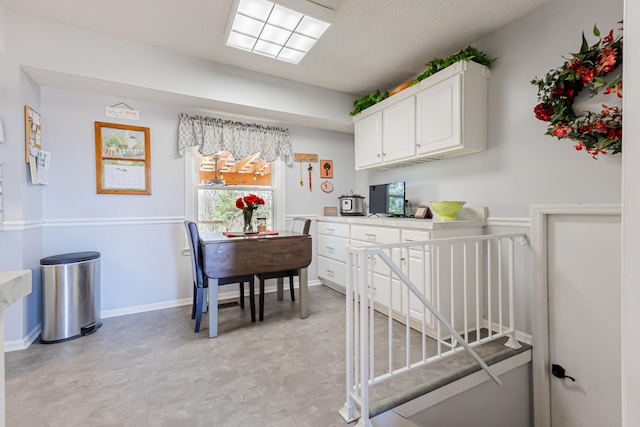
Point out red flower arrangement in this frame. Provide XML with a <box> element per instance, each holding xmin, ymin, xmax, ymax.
<box><xmin>531</xmin><ymin>24</ymin><xmax>623</xmax><ymax>159</ymax></box>
<box><xmin>235</xmin><ymin>194</ymin><xmax>265</xmax><ymax>212</ymax></box>
<box><xmin>236</xmin><ymin>194</ymin><xmax>265</xmax><ymax>232</ymax></box>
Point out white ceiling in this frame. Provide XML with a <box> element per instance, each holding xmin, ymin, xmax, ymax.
<box><xmin>1</xmin><ymin>0</ymin><xmax>548</xmax><ymax>96</ymax></box>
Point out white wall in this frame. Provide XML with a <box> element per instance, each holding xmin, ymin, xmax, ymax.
<box><xmin>38</xmin><ymin>87</ymin><xmax>352</xmax><ymax>315</ymax></box>
<box><xmin>5</xmin><ymin>11</ymin><xmax>354</xmax><ymax>133</ymax></box>
<box><xmin>355</xmin><ymin>0</ymin><xmax>623</xmax><ymax>217</ymax></box>
<box><xmin>622</xmin><ymin>0</ymin><xmax>640</xmax><ymax>424</ymax></box>
<box><xmin>352</xmin><ymin>0</ymin><xmax>623</xmax><ymax>338</ymax></box>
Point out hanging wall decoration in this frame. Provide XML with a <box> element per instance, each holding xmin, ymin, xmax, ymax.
<box><xmin>294</xmin><ymin>153</ymin><xmax>317</xmax><ymax>189</ymax></box>
<box><xmin>320</xmin><ymin>159</ymin><xmax>333</xmax><ymax>178</ymax></box>
<box><xmin>531</xmin><ymin>24</ymin><xmax>622</xmax><ymax>159</ymax></box>
<box><xmin>24</xmin><ymin>105</ymin><xmax>42</xmax><ymax>163</ymax></box>
<box><xmin>95</xmin><ymin>122</ymin><xmax>151</xmax><ymax>195</ymax></box>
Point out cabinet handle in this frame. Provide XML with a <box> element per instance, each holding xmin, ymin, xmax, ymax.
<box><xmin>326</xmin><ymin>228</ymin><xmax>335</xmax><ymax>232</ymax></box>
<box><xmin>404</xmin><ymin>239</ymin><xmax>415</xmax><ymax>242</ymax></box>
<box><xmin>376</xmin><ymin>154</ymin><xmax>381</xmax><ymax>158</ymax></box>
<box><xmin>416</xmin><ymin>143</ymin><xmax>421</xmax><ymax>148</ymax></box>
<box><xmin>365</xmin><ymin>233</ymin><xmax>376</xmax><ymax>241</ymax></box>
<box><xmin>326</xmin><ymin>246</ymin><xmax>335</xmax><ymax>252</ymax></box>
<box><xmin>326</xmin><ymin>269</ymin><xmax>334</xmax><ymax>275</ymax></box>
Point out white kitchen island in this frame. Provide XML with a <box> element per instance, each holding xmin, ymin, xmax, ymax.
<box><xmin>0</xmin><ymin>270</ymin><xmax>32</xmax><ymax>427</ymax></box>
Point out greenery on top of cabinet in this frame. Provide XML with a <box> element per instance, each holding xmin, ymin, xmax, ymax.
<box><xmin>350</xmin><ymin>46</ymin><xmax>496</xmax><ymax>117</ymax></box>
<box><xmin>350</xmin><ymin>90</ymin><xmax>389</xmax><ymax>116</ymax></box>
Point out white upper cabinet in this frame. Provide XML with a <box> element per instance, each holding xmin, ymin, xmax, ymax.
<box><xmin>382</xmin><ymin>96</ymin><xmax>416</xmax><ymax>162</ymax></box>
<box><xmin>353</xmin><ymin>60</ymin><xmax>489</xmax><ymax>170</ymax></box>
<box><xmin>354</xmin><ymin>111</ymin><xmax>383</xmax><ymax>168</ymax></box>
<box><xmin>416</xmin><ymin>74</ymin><xmax>461</xmax><ymax>155</ymax></box>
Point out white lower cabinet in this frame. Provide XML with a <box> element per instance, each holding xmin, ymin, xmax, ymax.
<box><xmin>317</xmin><ymin>222</ymin><xmax>350</xmax><ymax>290</ymax></box>
<box><xmin>317</xmin><ymin>218</ymin><xmax>482</xmax><ymax>338</ymax></box>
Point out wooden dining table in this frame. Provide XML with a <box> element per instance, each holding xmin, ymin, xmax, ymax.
<box><xmin>199</xmin><ymin>230</ymin><xmax>312</xmax><ymax>338</ymax></box>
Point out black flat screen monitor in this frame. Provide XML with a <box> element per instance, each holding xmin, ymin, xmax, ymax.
<box><xmin>369</xmin><ymin>181</ymin><xmax>405</xmax><ymax>216</ymax></box>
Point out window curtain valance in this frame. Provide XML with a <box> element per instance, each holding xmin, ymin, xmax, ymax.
<box><xmin>177</xmin><ymin>114</ymin><xmax>293</xmax><ymax>165</ymax></box>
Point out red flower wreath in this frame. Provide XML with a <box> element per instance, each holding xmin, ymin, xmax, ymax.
<box><xmin>531</xmin><ymin>24</ymin><xmax>623</xmax><ymax>159</ymax></box>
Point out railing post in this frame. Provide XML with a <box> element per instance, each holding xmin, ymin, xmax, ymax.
<box><xmin>505</xmin><ymin>237</ymin><xmax>522</xmax><ymax>349</ymax></box>
<box><xmin>340</xmin><ymin>251</ymin><xmax>360</xmax><ymax>422</ymax></box>
<box><xmin>359</xmin><ymin>251</ymin><xmax>372</xmax><ymax>426</ymax></box>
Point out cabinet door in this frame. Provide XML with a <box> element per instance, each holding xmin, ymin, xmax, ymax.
<box><xmin>416</xmin><ymin>74</ymin><xmax>462</xmax><ymax>155</ymax></box>
<box><xmin>383</xmin><ymin>97</ymin><xmax>416</xmax><ymax>162</ymax></box>
<box><xmin>402</xmin><ymin>248</ymin><xmax>434</xmax><ymax>328</ymax></box>
<box><xmin>354</xmin><ymin>111</ymin><xmax>383</xmax><ymax>169</ymax></box>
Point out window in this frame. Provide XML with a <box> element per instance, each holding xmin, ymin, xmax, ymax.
<box><xmin>186</xmin><ymin>150</ymin><xmax>284</xmax><ymax>233</ymax></box>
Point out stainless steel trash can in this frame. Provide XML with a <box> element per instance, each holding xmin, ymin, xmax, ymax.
<box><xmin>40</xmin><ymin>251</ymin><xmax>102</xmax><ymax>343</ymax></box>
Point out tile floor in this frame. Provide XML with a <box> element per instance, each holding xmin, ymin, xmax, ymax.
<box><xmin>6</xmin><ymin>286</ymin><xmax>357</xmax><ymax>427</ymax></box>
<box><xmin>5</xmin><ymin>285</ymin><xmax>514</xmax><ymax>427</ymax></box>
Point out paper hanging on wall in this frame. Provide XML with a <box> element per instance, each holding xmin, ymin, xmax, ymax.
<box><xmin>0</xmin><ymin>118</ymin><xmax>4</xmax><ymax>143</ymax></box>
<box><xmin>37</xmin><ymin>150</ymin><xmax>51</xmax><ymax>185</ymax></box>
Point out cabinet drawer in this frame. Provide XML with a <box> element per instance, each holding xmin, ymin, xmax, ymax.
<box><xmin>317</xmin><ymin>256</ymin><xmax>346</xmax><ymax>287</ymax></box>
<box><xmin>351</xmin><ymin>225</ymin><xmax>400</xmax><ymax>244</ymax></box>
<box><xmin>317</xmin><ymin>234</ymin><xmax>349</xmax><ymax>261</ymax></box>
<box><xmin>318</xmin><ymin>221</ymin><xmax>350</xmax><ymax>238</ymax></box>
<box><xmin>401</xmin><ymin>229</ymin><xmax>432</xmax><ymax>255</ymax></box>
<box><xmin>401</xmin><ymin>229</ymin><xmax>431</xmax><ymax>243</ymax></box>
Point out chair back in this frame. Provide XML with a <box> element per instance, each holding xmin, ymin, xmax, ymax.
<box><xmin>291</xmin><ymin>217</ymin><xmax>311</xmax><ymax>235</ymax></box>
<box><xmin>184</xmin><ymin>220</ymin><xmax>205</xmax><ymax>289</ymax></box>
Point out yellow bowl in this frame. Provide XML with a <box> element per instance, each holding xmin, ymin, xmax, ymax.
<box><xmin>430</xmin><ymin>201</ymin><xmax>465</xmax><ymax>221</ymax></box>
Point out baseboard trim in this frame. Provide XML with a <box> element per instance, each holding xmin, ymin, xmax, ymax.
<box><xmin>482</xmin><ymin>319</ymin><xmax>532</xmax><ymax>345</ymax></box>
<box><xmin>101</xmin><ymin>279</ymin><xmax>323</xmax><ymax>319</ymax></box>
<box><xmin>5</xmin><ymin>324</ymin><xmax>41</xmax><ymax>352</ymax></box>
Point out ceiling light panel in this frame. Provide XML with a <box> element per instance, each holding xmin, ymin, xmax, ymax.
<box><xmin>231</xmin><ymin>14</ymin><xmax>264</xmax><ymax>37</ymax></box>
<box><xmin>268</xmin><ymin>5</ymin><xmax>302</xmax><ymax>31</ymax></box>
<box><xmin>226</xmin><ymin>0</ymin><xmax>332</xmax><ymax>64</ymax></box>
<box><xmin>286</xmin><ymin>33</ymin><xmax>315</xmax><ymax>52</ymax></box>
<box><xmin>261</xmin><ymin>24</ymin><xmax>291</xmax><ymax>45</ymax></box>
<box><xmin>237</xmin><ymin>0</ymin><xmax>274</xmax><ymax>21</ymax></box>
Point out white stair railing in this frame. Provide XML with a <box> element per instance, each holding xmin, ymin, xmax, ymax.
<box><xmin>339</xmin><ymin>233</ymin><xmax>527</xmax><ymax>426</ymax></box>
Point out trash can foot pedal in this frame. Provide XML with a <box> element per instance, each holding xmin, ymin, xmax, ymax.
<box><xmin>81</xmin><ymin>322</ymin><xmax>103</xmax><ymax>336</ymax></box>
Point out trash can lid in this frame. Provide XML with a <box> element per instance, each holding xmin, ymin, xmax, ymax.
<box><xmin>40</xmin><ymin>251</ymin><xmax>101</xmax><ymax>265</ymax></box>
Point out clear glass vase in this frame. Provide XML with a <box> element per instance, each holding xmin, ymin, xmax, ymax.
<box><xmin>243</xmin><ymin>209</ymin><xmax>254</xmax><ymax>233</ymax></box>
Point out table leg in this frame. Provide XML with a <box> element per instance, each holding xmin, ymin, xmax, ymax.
<box><xmin>208</xmin><ymin>279</ymin><xmax>219</xmax><ymax>338</ymax></box>
<box><xmin>300</xmin><ymin>267</ymin><xmax>308</xmax><ymax>319</ymax></box>
<box><xmin>277</xmin><ymin>278</ymin><xmax>284</xmax><ymax>300</ymax></box>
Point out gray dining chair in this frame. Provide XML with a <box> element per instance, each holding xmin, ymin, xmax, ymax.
<box><xmin>256</xmin><ymin>217</ymin><xmax>311</xmax><ymax>321</ymax></box>
<box><xmin>184</xmin><ymin>220</ymin><xmax>256</xmax><ymax>332</ymax></box>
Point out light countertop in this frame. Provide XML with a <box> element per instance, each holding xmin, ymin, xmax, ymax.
<box><xmin>0</xmin><ymin>270</ymin><xmax>32</xmax><ymax>310</ymax></box>
<box><xmin>317</xmin><ymin>207</ymin><xmax>487</xmax><ymax>230</ymax></box>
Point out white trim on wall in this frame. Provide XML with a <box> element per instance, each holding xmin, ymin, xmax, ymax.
<box><xmin>486</xmin><ymin>217</ymin><xmax>530</xmax><ymax>228</ymax></box>
<box><xmin>530</xmin><ymin>204</ymin><xmax>621</xmax><ymax>427</ymax></box>
<box><xmin>5</xmin><ymin>324</ymin><xmax>41</xmax><ymax>353</ymax></box>
<box><xmin>0</xmin><ymin>215</ymin><xmax>526</xmax><ymax>232</ymax></box>
<box><xmin>0</xmin><ymin>220</ymin><xmax>44</xmax><ymax>231</ymax></box>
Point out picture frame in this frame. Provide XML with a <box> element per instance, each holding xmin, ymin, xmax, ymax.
<box><xmin>95</xmin><ymin>122</ymin><xmax>151</xmax><ymax>195</ymax></box>
<box><xmin>323</xmin><ymin>206</ymin><xmax>338</xmax><ymax>216</ymax></box>
<box><xmin>414</xmin><ymin>205</ymin><xmax>432</xmax><ymax>219</ymax></box>
<box><xmin>320</xmin><ymin>159</ymin><xmax>333</xmax><ymax>178</ymax></box>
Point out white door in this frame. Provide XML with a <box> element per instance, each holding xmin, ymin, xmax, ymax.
<box><xmin>547</xmin><ymin>214</ymin><xmax>621</xmax><ymax>427</ymax></box>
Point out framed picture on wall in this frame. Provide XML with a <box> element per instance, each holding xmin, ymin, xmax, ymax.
<box><xmin>95</xmin><ymin>122</ymin><xmax>151</xmax><ymax>195</ymax></box>
<box><xmin>320</xmin><ymin>159</ymin><xmax>333</xmax><ymax>178</ymax></box>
